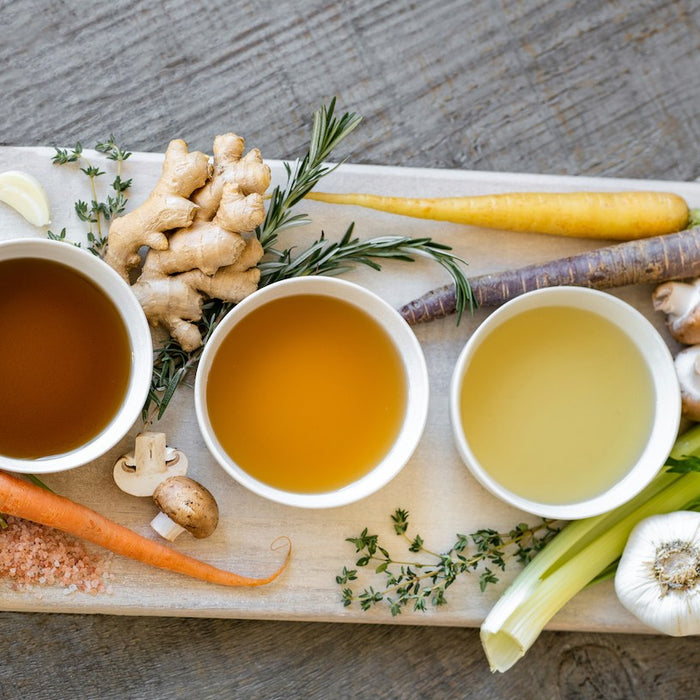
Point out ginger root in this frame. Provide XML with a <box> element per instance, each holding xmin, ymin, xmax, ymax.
<box><xmin>106</xmin><ymin>134</ymin><xmax>271</xmax><ymax>351</ymax></box>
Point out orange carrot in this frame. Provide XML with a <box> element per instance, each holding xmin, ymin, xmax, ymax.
<box><xmin>307</xmin><ymin>190</ymin><xmax>690</xmax><ymax>240</ymax></box>
<box><xmin>400</xmin><ymin>227</ymin><xmax>700</xmax><ymax>324</ymax></box>
<box><xmin>0</xmin><ymin>471</ymin><xmax>289</xmax><ymax>587</ymax></box>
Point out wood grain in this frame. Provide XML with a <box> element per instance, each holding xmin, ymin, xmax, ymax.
<box><xmin>2</xmin><ymin>0</ymin><xmax>700</xmax><ymax>698</ymax></box>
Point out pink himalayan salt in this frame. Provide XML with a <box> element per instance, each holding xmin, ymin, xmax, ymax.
<box><xmin>0</xmin><ymin>516</ymin><xmax>108</xmax><ymax>594</ymax></box>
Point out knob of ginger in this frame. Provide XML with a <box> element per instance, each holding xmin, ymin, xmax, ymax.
<box><xmin>105</xmin><ymin>133</ymin><xmax>271</xmax><ymax>351</ymax></box>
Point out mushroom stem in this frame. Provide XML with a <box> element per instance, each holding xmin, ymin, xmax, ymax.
<box><xmin>134</xmin><ymin>431</ymin><xmax>166</xmax><ymax>472</ymax></box>
<box><xmin>150</xmin><ymin>511</ymin><xmax>187</xmax><ymax>541</ymax></box>
<box><xmin>113</xmin><ymin>432</ymin><xmax>189</xmax><ymax>497</ymax></box>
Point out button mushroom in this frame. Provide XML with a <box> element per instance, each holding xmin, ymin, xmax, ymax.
<box><xmin>151</xmin><ymin>475</ymin><xmax>219</xmax><ymax>541</ymax></box>
<box><xmin>652</xmin><ymin>279</ymin><xmax>700</xmax><ymax>345</ymax></box>
<box><xmin>113</xmin><ymin>432</ymin><xmax>188</xmax><ymax>497</ymax></box>
<box><xmin>674</xmin><ymin>345</ymin><xmax>700</xmax><ymax>421</ymax></box>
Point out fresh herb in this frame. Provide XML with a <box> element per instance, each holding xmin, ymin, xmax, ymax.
<box><xmin>337</xmin><ymin>508</ymin><xmax>562</xmax><ymax>615</ymax></box>
<box><xmin>144</xmin><ymin>226</ymin><xmax>471</xmax><ymax>420</ymax></box>
<box><xmin>145</xmin><ymin>299</ymin><xmax>222</xmax><ymax>423</ymax></box>
<box><xmin>256</xmin><ymin>97</ymin><xmax>362</xmax><ymax>250</ymax></box>
<box><xmin>50</xmin><ymin>136</ymin><xmax>131</xmax><ymax>256</ymax></box>
<box><xmin>144</xmin><ymin>101</ymin><xmax>364</xmax><ymax>420</ymax></box>
<box><xmin>259</xmin><ymin>224</ymin><xmax>472</xmax><ymax>307</ymax></box>
<box><xmin>665</xmin><ymin>455</ymin><xmax>700</xmax><ymax>474</ymax></box>
<box><xmin>48</xmin><ymin>103</ymin><xmax>472</xmax><ymax>422</ymax></box>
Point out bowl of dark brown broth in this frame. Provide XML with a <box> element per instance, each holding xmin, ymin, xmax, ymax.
<box><xmin>0</xmin><ymin>238</ymin><xmax>152</xmax><ymax>473</ymax></box>
<box><xmin>195</xmin><ymin>276</ymin><xmax>429</xmax><ymax>508</ymax></box>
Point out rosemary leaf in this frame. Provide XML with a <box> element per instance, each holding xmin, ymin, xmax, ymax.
<box><xmin>256</xmin><ymin>97</ymin><xmax>362</xmax><ymax>250</ymax></box>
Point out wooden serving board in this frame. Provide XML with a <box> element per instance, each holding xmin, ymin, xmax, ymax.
<box><xmin>1</xmin><ymin>145</ymin><xmax>699</xmax><ymax>632</ymax></box>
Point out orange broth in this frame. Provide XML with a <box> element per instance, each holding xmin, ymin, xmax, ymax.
<box><xmin>206</xmin><ymin>294</ymin><xmax>407</xmax><ymax>493</ymax></box>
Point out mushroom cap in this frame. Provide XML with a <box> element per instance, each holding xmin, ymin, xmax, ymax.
<box><xmin>669</xmin><ymin>305</ymin><xmax>700</xmax><ymax>346</ymax></box>
<box><xmin>152</xmin><ymin>475</ymin><xmax>219</xmax><ymax>539</ymax></box>
<box><xmin>653</xmin><ymin>281</ymin><xmax>700</xmax><ymax>345</ymax></box>
<box><xmin>675</xmin><ymin>346</ymin><xmax>700</xmax><ymax>421</ymax></box>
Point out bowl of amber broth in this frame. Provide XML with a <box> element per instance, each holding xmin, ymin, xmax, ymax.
<box><xmin>0</xmin><ymin>238</ymin><xmax>152</xmax><ymax>473</ymax></box>
<box><xmin>450</xmin><ymin>286</ymin><xmax>681</xmax><ymax>520</ymax></box>
<box><xmin>195</xmin><ymin>277</ymin><xmax>429</xmax><ymax>508</ymax></box>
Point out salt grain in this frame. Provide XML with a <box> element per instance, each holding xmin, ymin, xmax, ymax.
<box><xmin>0</xmin><ymin>516</ymin><xmax>108</xmax><ymax>594</ymax></box>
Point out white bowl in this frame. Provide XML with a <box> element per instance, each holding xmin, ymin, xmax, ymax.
<box><xmin>195</xmin><ymin>276</ymin><xmax>429</xmax><ymax>508</ymax></box>
<box><xmin>0</xmin><ymin>238</ymin><xmax>153</xmax><ymax>473</ymax></box>
<box><xmin>450</xmin><ymin>286</ymin><xmax>681</xmax><ymax>520</ymax></box>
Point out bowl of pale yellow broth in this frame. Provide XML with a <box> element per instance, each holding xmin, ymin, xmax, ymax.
<box><xmin>450</xmin><ymin>286</ymin><xmax>681</xmax><ymax>520</ymax></box>
<box><xmin>0</xmin><ymin>238</ymin><xmax>153</xmax><ymax>474</ymax></box>
<box><xmin>195</xmin><ymin>276</ymin><xmax>429</xmax><ymax>508</ymax></box>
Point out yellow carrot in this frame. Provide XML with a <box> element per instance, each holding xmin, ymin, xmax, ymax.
<box><xmin>306</xmin><ymin>190</ymin><xmax>690</xmax><ymax>240</ymax></box>
<box><xmin>0</xmin><ymin>471</ymin><xmax>289</xmax><ymax>587</ymax></box>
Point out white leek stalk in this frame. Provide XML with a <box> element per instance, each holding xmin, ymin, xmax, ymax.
<box><xmin>481</xmin><ymin>426</ymin><xmax>700</xmax><ymax>673</ymax></box>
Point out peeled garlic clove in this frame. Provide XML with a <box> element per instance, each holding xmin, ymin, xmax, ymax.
<box><xmin>0</xmin><ymin>170</ymin><xmax>51</xmax><ymax>226</ymax></box>
<box><xmin>614</xmin><ymin>511</ymin><xmax>700</xmax><ymax>636</ymax></box>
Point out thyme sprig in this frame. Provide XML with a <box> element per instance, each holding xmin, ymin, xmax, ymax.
<box><xmin>50</xmin><ymin>136</ymin><xmax>131</xmax><ymax>256</ymax></box>
<box><xmin>337</xmin><ymin>508</ymin><xmax>562</xmax><ymax>615</ymax></box>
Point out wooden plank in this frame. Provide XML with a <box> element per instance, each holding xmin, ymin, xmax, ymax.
<box><xmin>1</xmin><ymin>145</ymin><xmax>698</xmax><ymax>636</ymax></box>
<box><xmin>3</xmin><ymin>0</ymin><xmax>700</xmax><ymax>696</ymax></box>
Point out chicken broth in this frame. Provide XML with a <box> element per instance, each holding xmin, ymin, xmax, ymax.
<box><xmin>0</xmin><ymin>257</ymin><xmax>131</xmax><ymax>459</ymax></box>
<box><xmin>206</xmin><ymin>294</ymin><xmax>407</xmax><ymax>493</ymax></box>
<box><xmin>458</xmin><ymin>305</ymin><xmax>655</xmax><ymax>505</ymax></box>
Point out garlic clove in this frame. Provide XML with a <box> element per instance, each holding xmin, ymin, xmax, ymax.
<box><xmin>615</xmin><ymin>511</ymin><xmax>700</xmax><ymax>636</ymax></box>
<box><xmin>0</xmin><ymin>170</ymin><xmax>51</xmax><ymax>227</ymax></box>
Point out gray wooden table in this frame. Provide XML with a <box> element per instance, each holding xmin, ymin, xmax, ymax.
<box><xmin>2</xmin><ymin>1</ymin><xmax>700</xmax><ymax>698</ymax></box>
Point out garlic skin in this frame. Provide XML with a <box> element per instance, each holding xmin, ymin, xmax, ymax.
<box><xmin>615</xmin><ymin>511</ymin><xmax>700</xmax><ymax>636</ymax></box>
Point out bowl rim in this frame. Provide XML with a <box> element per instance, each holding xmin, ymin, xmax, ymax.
<box><xmin>195</xmin><ymin>276</ymin><xmax>430</xmax><ymax>508</ymax></box>
<box><xmin>449</xmin><ymin>286</ymin><xmax>681</xmax><ymax>520</ymax></box>
<box><xmin>0</xmin><ymin>238</ymin><xmax>153</xmax><ymax>474</ymax></box>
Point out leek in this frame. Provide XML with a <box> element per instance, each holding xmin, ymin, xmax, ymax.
<box><xmin>480</xmin><ymin>425</ymin><xmax>700</xmax><ymax>673</ymax></box>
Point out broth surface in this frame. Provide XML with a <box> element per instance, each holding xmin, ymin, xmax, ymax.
<box><xmin>459</xmin><ymin>305</ymin><xmax>655</xmax><ymax>505</ymax></box>
<box><xmin>0</xmin><ymin>257</ymin><xmax>131</xmax><ymax>459</ymax></box>
<box><xmin>206</xmin><ymin>294</ymin><xmax>407</xmax><ymax>493</ymax></box>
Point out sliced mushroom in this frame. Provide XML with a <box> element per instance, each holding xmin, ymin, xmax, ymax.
<box><xmin>150</xmin><ymin>475</ymin><xmax>219</xmax><ymax>541</ymax></box>
<box><xmin>652</xmin><ymin>279</ymin><xmax>700</xmax><ymax>345</ymax></box>
<box><xmin>113</xmin><ymin>432</ymin><xmax>188</xmax><ymax>497</ymax></box>
<box><xmin>674</xmin><ymin>345</ymin><xmax>700</xmax><ymax>421</ymax></box>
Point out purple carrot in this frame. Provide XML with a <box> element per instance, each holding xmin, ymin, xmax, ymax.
<box><xmin>399</xmin><ymin>227</ymin><xmax>700</xmax><ymax>324</ymax></box>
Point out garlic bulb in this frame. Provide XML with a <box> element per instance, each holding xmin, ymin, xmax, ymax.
<box><xmin>614</xmin><ymin>511</ymin><xmax>700</xmax><ymax>636</ymax></box>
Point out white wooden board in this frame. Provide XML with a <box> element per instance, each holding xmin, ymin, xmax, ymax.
<box><xmin>1</xmin><ymin>145</ymin><xmax>699</xmax><ymax>632</ymax></box>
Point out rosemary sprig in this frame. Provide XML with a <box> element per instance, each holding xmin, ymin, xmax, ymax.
<box><xmin>145</xmin><ymin>101</ymin><xmax>364</xmax><ymax>418</ymax></box>
<box><xmin>337</xmin><ymin>508</ymin><xmax>562</xmax><ymax>615</ymax></box>
<box><xmin>144</xmin><ymin>299</ymin><xmax>222</xmax><ymax>423</ymax></box>
<box><xmin>256</xmin><ymin>97</ymin><xmax>362</xmax><ymax>250</ymax></box>
<box><xmin>50</xmin><ymin>136</ymin><xmax>131</xmax><ymax>256</ymax></box>
<box><xmin>260</xmin><ymin>224</ymin><xmax>473</xmax><ymax>314</ymax></box>
<box><xmin>47</xmin><ymin>105</ymin><xmax>471</xmax><ymax>422</ymax></box>
<box><xmin>144</xmin><ymin>227</ymin><xmax>472</xmax><ymax>419</ymax></box>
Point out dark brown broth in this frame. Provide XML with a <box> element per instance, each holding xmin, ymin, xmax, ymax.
<box><xmin>0</xmin><ymin>257</ymin><xmax>132</xmax><ymax>458</ymax></box>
